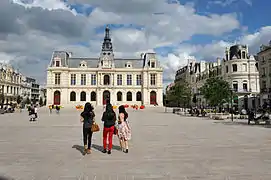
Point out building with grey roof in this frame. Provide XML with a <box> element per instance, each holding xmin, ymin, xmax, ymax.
<box><xmin>46</xmin><ymin>26</ymin><xmax>163</xmax><ymax>107</ymax></box>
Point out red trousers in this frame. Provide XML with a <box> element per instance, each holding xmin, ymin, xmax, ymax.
<box><xmin>103</xmin><ymin>126</ymin><xmax>114</xmax><ymax>150</ymax></box>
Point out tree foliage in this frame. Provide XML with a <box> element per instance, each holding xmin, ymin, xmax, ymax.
<box><xmin>25</xmin><ymin>97</ymin><xmax>31</xmax><ymax>105</ymax></box>
<box><xmin>0</xmin><ymin>91</ymin><xmax>4</xmax><ymax>109</ymax></box>
<box><xmin>199</xmin><ymin>77</ymin><xmax>231</xmax><ymax>107</ymax></box>
<box><xmin>16</xmin><ymin>95</ymin><xmax>22</xmax><ymax>105</ymax></box>
<box><xmin>167</xmin><ymin>81</ymin><xmax>191</xmax><ymax>107</ymax></box>
<box><xmin>39</xmin><ymin>97</ymin><xmax>43</xmax><ymax>106</ymax></box>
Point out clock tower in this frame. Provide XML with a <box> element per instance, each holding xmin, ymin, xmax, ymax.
<box><xmin>99</xmin><ymin>25</ymin><xmax>114</xmax><ymax>68</ymax></box>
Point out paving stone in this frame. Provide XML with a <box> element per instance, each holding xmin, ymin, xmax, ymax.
<box><xmin>0</xmin><ymin>107</ymin><xmax>271</xmax><ymax>179</ymax></box>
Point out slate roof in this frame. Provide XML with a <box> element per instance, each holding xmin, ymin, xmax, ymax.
<box><xmin>68</xmin><ymin>57</ymin><xmax>143</xmax><ymax>69</ymax></box>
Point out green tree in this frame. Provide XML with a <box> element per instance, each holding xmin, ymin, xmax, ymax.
<box><xmin>25</xmin><ymin>96</ymin><xmax>31</xmax><ymax>105</ymax></box>
<box><xmin>16</xmin><ymin>95</ymin><xmax>22</xmax><ymax>105</ymax></box>
<box><xmin>167</xmin><ymin>81</ymin><xmax>191</xmax><ymax>107</ymax></box>
<box><xmin>199</xmin><ymin>77</ymin><xmax>231</xmax><ymax>107</ymax></box>
<box><xmin>39</xmin><ymin>97</ymin><xmax>43</xmax><ymax>106</ymax></box>
<box><xmin>0</xmin><ymin>92</ymin><xmax>4</xmax><ymax>109</ymax></box>
<box><xmin>32</xmin><ymin>97</ymin><xmax>37</xmax><ymax>105</ymax></box>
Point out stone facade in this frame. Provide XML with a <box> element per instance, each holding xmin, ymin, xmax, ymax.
<box><xmin>0</xmin><ymin>63</ymin><xmax>22</xmax><ymax>104</ymax></box>
<box><xmin>174</xmin><ymin>44</ymin><xmax>260</xmax><ymax>111</ymax></box>
<box><xmin>257</xmin><ymin>41</ymin><xmax>271</xmax><ymax>105</ymax></box>
<box><xmin>46</xmin><ymin>26</ymin><xmax>163</xmax><ymax>107</ymax></box>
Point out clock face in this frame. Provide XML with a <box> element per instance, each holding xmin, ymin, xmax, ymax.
<box><xmin>103</xmin><ymin>61</ymin><xmax>109</xmax><ymax>67</ymax></box>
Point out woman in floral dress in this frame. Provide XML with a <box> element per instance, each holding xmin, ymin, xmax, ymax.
<box><xmin>118</xmin><ymin>113</ymin><xmax>131</xmax><ymax>153</ymax></box>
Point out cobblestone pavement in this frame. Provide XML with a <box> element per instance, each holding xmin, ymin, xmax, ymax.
<box><xmin>1</xmin><ymin>107</ymin><xmax>271</xmax><ymax>180</ymax></box>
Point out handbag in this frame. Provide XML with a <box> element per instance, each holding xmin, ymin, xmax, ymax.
<box><xmin>91</xmin><ymin>122</ymin><xmax>100</xmax><ymax>132</ymax></box>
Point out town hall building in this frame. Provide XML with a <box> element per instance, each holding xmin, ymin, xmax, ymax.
<box><xmin>46</xmin><ymin>26</ymin><xmax>163</xmax><ymax>107</ymax></box>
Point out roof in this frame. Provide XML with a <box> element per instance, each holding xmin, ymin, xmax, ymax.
<box><xmin>67</xmin><ymin>57</ymin><xmax>144</xmax><ymax>68</ymax></box>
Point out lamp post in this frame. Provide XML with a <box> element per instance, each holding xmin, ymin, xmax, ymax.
<box><xmin>230</xmin><ymin>88</ymin><xmax>234</xmax><ymax>122</ymax></box>
<box><xmin>253</xmin><ymin>94</ymin><xmax>257</xmax><ymax>117</ymax></box>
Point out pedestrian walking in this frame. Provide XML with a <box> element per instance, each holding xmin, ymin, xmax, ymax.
<box><xmin>117</xmin><ymin>112</ymin><xmax>131</xmax><ymax>153</ymax></box>
<box><xmin>56</xmin><ymin>105</ymin><xmax>60</xmax><ymax>114</ymax></box>
<box><xmin>29</xmin><ymin>105</ymin><xmax>36</xmax><ymax>121</ymax></box>
<box><xmin>101</xmin><ymin>103</ymin><xmax>116</xmax><ymax>154</ymax></box>
<box><xmin>80</xmin><ymin>103</ymin><xmax>95</xmax><ymax>154</ymax></box>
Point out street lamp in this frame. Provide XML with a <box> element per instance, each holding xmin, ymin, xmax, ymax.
<box><xmin>230</xmin><ymin>88</ymin><xmax>234</xmax><ymax>122</ymax></box>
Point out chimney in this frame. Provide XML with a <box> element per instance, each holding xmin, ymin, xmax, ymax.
<box><xmin>217</xmin><ymin>58</ymin><xmax>221</xmax><ymax>66</ymax></box>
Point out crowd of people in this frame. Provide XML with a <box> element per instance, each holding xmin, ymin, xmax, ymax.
<box><xmin>80</xmin><ymin>100</ymin><xmax>131</xmax><ymax>155</ymax></box>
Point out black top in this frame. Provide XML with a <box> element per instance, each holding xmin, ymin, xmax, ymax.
<box><xmin>81</xmin><ymin>111</ymin><xmax>95</xmax><ymax>128</ymax></box>
<box><xmin>102</xmin><ymin>111</ymin><xmax>116</xmax><ymax>128</ymax></box>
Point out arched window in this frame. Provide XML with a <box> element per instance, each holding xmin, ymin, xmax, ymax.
<box><xmin>232</xmin><ymin>81</ymin><xmax>238</xmax><ymax>92</ymax></box>
<box><xmin>117</xmin><ymin>91</ymin><xmax>122</xmax><ymax>101</ymax></box>
<box><xmin>80</xmin><ymin>91</ymin><xmax>86</xmax><ymax>101</ymax></box>
<box><xmin>91</xmin><ymin>91</ymin><xmax>96</xmax><ymax>101</ymax></box>
<box><xmin>150</xmin><ymin>91</ymin><xmax>157</xmax><ymax>105</ymax></box>
<box><xmin>242</xmin><ymin>80</ymin><xmax>248</xmax><ymax>91</ymax></box>
<box><xmin>70</xmin><ymin>91</ymin><xmax>76</xmax><ymax>101</ymax></box>
<box><xmin>54</xmin><ymin>90</ymin><xmax>61</xmax><ymax>105</ymax></box>
<box><xmin>136</xmin><ymin>91</ymin><xmax>142</xmax><ymax>101</ymax></box>
<box><xmin>126</xmin><ymin>92</ymin><xmax>132</xmax><ymax>101</ymax></box>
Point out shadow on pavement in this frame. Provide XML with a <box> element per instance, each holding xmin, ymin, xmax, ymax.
<box><xmin>214</xmin><ymin>121</ymin><xmax>271</xmax><ymax>128</ymax></box>
<box><xmin>0</xmin><ymin>176</ymin><xmax>14</xmax><ymax>180</ymax></box>
<box><xmin>72</xmin><ymin>145</ymin><xmax>86</xmax><ymax>156</ymax></box>
<box><xmin>92</xmin><ymin>144</ymin><xmax>121</xmax><ymax>152</ymax></box>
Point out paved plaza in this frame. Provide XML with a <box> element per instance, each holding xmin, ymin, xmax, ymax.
<box><xmin>1</xmin><ymin>107</ymin><xmax>271</xmax><ymax>180</ymax></box>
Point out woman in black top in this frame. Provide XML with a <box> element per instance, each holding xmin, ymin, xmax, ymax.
<box><xmin>80</xmin><ymin>102</ymin><xmax>95</xmax><ymax>154</ymax></box>
<box><xmin>101</xmin><ymin>103</ymin><xmax>116</xmax><ymax>154</ymax></box>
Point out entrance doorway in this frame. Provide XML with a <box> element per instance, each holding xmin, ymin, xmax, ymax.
<box><xmin>103</xmin><ymin>90</ymin><xmax>110</xmax><ymax>105</ymax></box>
<box><xmin>54</xmin><ymin>90</ymin><xmax>61</xmax><ymax>105</ymax></box>
<box><xmin>150</xmin><ymin>91</ymin><xmax>157</xmax><ymax>105</ymax></box>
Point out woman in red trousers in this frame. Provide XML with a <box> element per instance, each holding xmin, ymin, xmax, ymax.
<box><xmin>101</xmin><ymin>103</ymin><xmax>116</xmax><ymax>154</ymax></box>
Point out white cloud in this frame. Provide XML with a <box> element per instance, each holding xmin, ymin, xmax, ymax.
<box><xmin>0</xmin><ymin>0</ymin><xmax>268</xmax><ymax>86</ymax></box>
<box><xmin>12</xmin><ymin>0</ymin><xmax>72</xmax><ymax>11</ymax></box>
<box><xmin>209</xmin><ymin>0</ymin><xmax>252</xmax><ymax>7</ymax></box>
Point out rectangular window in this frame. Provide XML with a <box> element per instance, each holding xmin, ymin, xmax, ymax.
<box><xmin>81</xmin><ymin>74</ymin><xmax>86</xmax><ymax>85</ymax></box>
<box><xmin>70</xmin><ymin>74</ymin><xmax>76</xmax><ymax>85</ymax></box>
<box><xmin>232</xmin><ymin>64</ymin><xmax>237</xmax><ymax>72</ymax></box>
<box><xmin>55</xmin><ymin>73</ymin><xmax>61</xmax><ymax>85</ymax></box>
<box><xmin>117</xmin><ymin>74</ymin><xmax>122</xmax><ymax>85</ymax></box>
<box><xmin>151</xmin><ymin>62</ymin><xmax>155</xmax><ymax>68</ymax></box>
<box><xmin>91</xmin><ymin>74</ymin><xmax>96</xmax><ymax>85</ymax></box>
<box><xmin>150</xmin><ymin>74</ymin><xmax>156</xmax><ymax>85</ymax></box>
<box><xmin>243</xmin><ymin>63</ymin><xmax>247</xmax><ymax>72</ymax></box>
<box><xmin>226</xmin><ymin>66</ymin><xmax>228</xmax><ymax>73</ymax></box>
<box><xmin>127</xmin><ymin>74</ymin><xmax>132</xmax><ymax>85</ymax></box>
<box><xmin>243</xmin><ymin>83</ymin><xmax>248</xmax><ymax>91</ymax></box>
<box><xmin>233</xmin><ymin>83</ymin><xmax>238</xmax><ymax>92</ymax></box>
<box><xmin>55</xmin><ymin>61</ymin><xmax>60</xmax><ymax>67</ymax></box>
<box><xmin>136</xmin><ymin>74</ymin><xmax>142</xmax><ymax>85</ymax></box>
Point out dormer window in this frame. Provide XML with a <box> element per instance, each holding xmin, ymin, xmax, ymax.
<box><xmin>56</xmin><ymin>61</ymin><xmax>60</xmax><ymax>67</ymax></box>
<box><xmin>54</xmin><ymin>57</ymin><xmax>61</xmax><ymax>67</ymax></box>
<box><xmin>151</xmin><ymin>61</ymin><xmax>155</xmax><ymax>68</ymax></box>
<box><xmin>125</xmin><ymin>62</ymin><xmax>132</xmax><ymax>68</ymax></box>
<box><xmin>79</xmin><ymin>61</ymin><xmax>87</xmax><ymax>68</ymax></box>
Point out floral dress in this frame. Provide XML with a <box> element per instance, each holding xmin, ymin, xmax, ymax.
<box><xmin>118</xmin><ymin>113</ymin><xmax>131</xmax><ymax>140</ymax></box>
